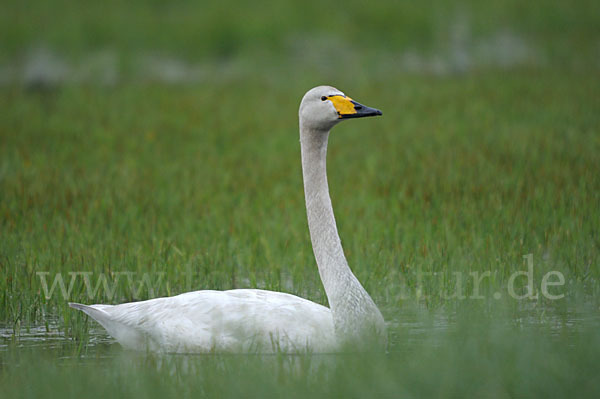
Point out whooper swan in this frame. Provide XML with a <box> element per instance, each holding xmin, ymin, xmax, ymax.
<box><xmin>69</xmin><ymin>86</ymin><xmax>385</xmax><ymax>353</ymax></box>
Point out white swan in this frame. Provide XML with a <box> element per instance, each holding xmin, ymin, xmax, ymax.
<box><xmin>69</xmin><ymin>86</ymin><xmax>386</xmax><ymax>353</ymax></box>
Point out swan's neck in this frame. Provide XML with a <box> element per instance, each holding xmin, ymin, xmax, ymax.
<box><xmin>299</xmin><ymin>123</ymin><xmax>385</xmax><ymax>341</ymax></box>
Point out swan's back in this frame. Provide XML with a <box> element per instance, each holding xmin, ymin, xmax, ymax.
<box><xmin>70</xmin><ymin>289</ymin><xmax>335</xmax><ymax>353</ymax></box>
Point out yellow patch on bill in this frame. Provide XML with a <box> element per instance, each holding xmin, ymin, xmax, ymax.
<box><xmin>328</xmin><ymin>95</ymin><xmax>356</xmax><ymax>117</ymax></box>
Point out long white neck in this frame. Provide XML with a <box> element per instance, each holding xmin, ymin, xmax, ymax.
<box><xmin>299</xmin><ymin>122</ymin><xmax>385</xmax><ymax>342</ymax></box>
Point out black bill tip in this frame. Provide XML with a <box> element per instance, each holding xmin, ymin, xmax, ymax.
<box><xmin>340</xmin><ymin>101</ymin><xmax>383</xmax><ymax>119</ymax></box>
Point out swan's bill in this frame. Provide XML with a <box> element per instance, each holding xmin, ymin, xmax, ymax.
<box><xmin>325</xmin><ymin>95</ymin><xmax>383</xmax><ymax>119</ymax></box>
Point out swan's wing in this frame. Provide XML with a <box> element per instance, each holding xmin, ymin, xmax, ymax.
<box><xmin>70</xmin><ymin>289</ymin><xmax>335</xmax><ymax>353</ymax></box>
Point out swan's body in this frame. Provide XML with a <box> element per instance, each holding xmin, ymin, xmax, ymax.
<box><xmin>71</xmin><ymin>289</ymin><xmax>335</xmax><ymax>353</ymax></box>
<box><xmin>70</xmin><ymin>86</ymin><xmax>385</xmax><ymax>353</ymax></box>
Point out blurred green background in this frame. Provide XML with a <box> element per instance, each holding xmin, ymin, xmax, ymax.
<box><xmin>1</xmin><ymin>0</ymin><xmax>599</xmax><ymax>398</ymax></box>
<box><xmin>1</xmin><ymin>0</ymin><xmax>599</xmax><ymax>86</ymax></box>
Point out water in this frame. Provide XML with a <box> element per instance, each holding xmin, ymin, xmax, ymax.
<box><xmin>2</xmin><ymin>304</ymin><xmax>596</xmax><ymax>360</ymax></box>
<box><xmin>0</xmin><ymin>318</ymin><xmax>114</xmax><ymax>362</ymax></box>
<box><xmin>1</xmin><ymin>306</ymin><xmax>599</xmax><ymax>398</ymax></box>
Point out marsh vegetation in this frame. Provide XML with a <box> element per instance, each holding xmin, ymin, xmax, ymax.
<box><xmin>1</xmin><ymin>0</ymin><xmax>599</xmax><ymax>397</ymax></box>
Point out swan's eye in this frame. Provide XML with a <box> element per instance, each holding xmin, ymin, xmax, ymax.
<box><xmin>321</xmin><ymin>96</ymin><xmax>327</xmax><ymax>101</ymax></box>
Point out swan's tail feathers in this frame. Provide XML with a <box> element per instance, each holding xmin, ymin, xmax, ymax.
<box><xmin>68</xmin><ymin>302</ymin><xmax>112</xmax><ymax>323</ymax></box>
<box><xmin>68</xmin><ymin>302</ymin><xmax>147</xmax><ymax>351</ymax></box>
<box><xmin>68</xmin><ymin>302</ymin><xmax>91</xmax><ymax>312</ymax></box>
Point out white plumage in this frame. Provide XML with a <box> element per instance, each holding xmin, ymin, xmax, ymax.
<box><xmin>70</xmin><ymin>86</ymin><xmax>385</xmax><ymax>353</ymax></box>
<box><xmin>71</xmin><ymin>289</ymin><xmax>335</xmax><ymax>353</ymax></box>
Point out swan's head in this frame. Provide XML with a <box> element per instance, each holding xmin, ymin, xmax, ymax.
<box><xmin>299</xmin><ymin>85</ymin><xmax>382</xmax><ymax>131</ymax></box>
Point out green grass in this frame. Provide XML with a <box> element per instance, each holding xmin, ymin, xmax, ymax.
<box><xmin>1</xmin><ymin>72</ymin><xmax>599</xmax><ymax>397</ymax></box>
<box><xmin>1</xmin><ymin>0</ymin><xmax>600</xmax><ymax>397</ymax></box>
<box><xmin>1</xmin><ymin>74</ymin><xmax>598</xmax><ymax>320</ymax></box>
<box><xmin>2</xmin><ymin>0</ymin><xmax>599</xmax><ymax>63</ymax></box>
